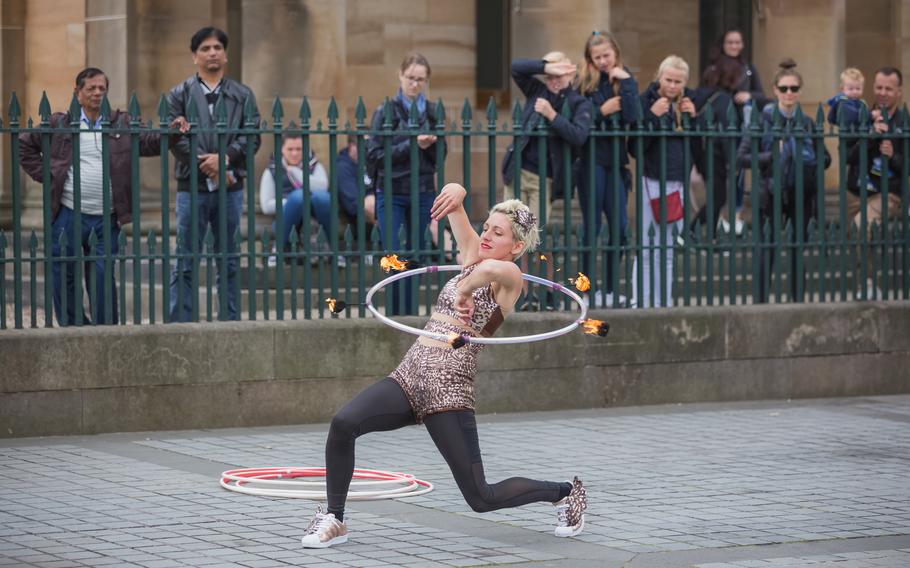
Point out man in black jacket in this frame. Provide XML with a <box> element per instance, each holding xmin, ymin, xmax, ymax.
<box><xmin>166</xmin><ymin>26</ymin><xmax>261</xmax><ymax>322</ymax></box>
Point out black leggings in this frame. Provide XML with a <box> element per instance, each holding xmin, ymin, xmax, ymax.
<box><xmin>325</xmin><ymin>377</ymin><xmax>568</xmax><ymax>519</ymax></box>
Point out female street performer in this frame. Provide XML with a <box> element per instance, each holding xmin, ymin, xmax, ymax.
<box><xmin>301</xmin><ymin>183</ymin><xmax>587</xmax><ymax>548</ymax></box>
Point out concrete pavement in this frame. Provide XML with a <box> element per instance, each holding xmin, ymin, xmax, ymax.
<box><xmin>1</xmin><ymin>395</ymin><xmax>909</xmax><ymax>567</ymax></box>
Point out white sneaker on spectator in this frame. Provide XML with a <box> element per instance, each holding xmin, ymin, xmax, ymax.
<box><xmin>717</xmin><ymin>218</ymin><xmax>731</xmax><ymax>234</ymax></box>
<box><xmin>336</xmin><ymin>255</ymin><xmax>347</xmax><ymax>268</ymax></box>
<box><xmin>733</xmin><ymin>216</ymin><xmax>745</xmax><ymax>236</ymax></box>
<box><xmin>603</xmin><ymin>292</ymin><xmax>628</xmax><ymax>308</ymax></box>
<box><xmin>267</xmin><ymin>246</ymin><xmax>277</xmax><ymax>268</ymax></box>
<box><xmin>581</xmin><ymin>290</ymin><xmax>604</xmax><ymax>308</ymax></box>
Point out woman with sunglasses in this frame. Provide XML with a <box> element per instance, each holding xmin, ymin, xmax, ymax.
<box><xmin>736</xmin><ymin>59</ymin><xmax>830</xmax><ymax>303</ymax></box>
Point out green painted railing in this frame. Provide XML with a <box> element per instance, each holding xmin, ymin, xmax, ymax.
<box><xmin>1</xmin><ymin>92</ymin><xmax>909</xmax><ymax>328</ymax></box>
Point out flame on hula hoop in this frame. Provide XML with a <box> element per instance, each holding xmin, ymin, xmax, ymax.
<box><xmin>581</xmin><ymin>318</ymin><xmax>610</xmax><ymax>337</ymax></box>
<box><xmin>569</xmin><ymin>272</ymin><xmax>591</xmax><ymax>292</ymax></box>
<box><xmin>380</xmin><ymin>254</ymin><xmax>421</xmax><ymax>273</ymax></box>
<box><xmin>326</xmin><ymin>297</ymin><xmax>347</xmax><ymax>315</ymax></box>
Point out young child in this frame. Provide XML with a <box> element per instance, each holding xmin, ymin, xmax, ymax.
<box><xmin>827</xmin><ymin>67</ymin><xmax>868</xmax><ymax>128</ymax></box>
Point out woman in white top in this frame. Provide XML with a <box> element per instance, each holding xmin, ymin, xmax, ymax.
<box><xmin>259</xmin><ymin>134</ymin><xmax>330</xmax><ymax>258</ymax></box>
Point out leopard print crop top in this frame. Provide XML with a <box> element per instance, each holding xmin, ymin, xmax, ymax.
<box><xmin>390</xmin><ymin>262</ymin><xmax>505</xmax><ymax>422</ymax></box>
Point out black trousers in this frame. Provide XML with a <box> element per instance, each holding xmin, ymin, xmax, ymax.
<box><xmin>325</xmin><ymin>377</ymin><xmax>567</xmax><ymax>518</ymax></box>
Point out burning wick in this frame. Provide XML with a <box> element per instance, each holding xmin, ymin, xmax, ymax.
<box><xmin>581</xmin><ymin>318</ymin><xmax>610</xmax><ymax>337</ymax></box>
<box><xmin>325</xmin><ymin>298</ymin><xmax>365</xmax><ymax>316</ymax></box>
<box><xmin>447</xmin><ymin>332</ymin><xmax>468</xmax><ymax>349</ymax></box>
<box><xmin>380</xmin><ymin>254</ymin><xmax>421</xmax><ymax>273</ymax></box>
<box><xmin>569</xmin><ymin>272</ymin><xmax>591</xmax><ymax>292</ymax></box>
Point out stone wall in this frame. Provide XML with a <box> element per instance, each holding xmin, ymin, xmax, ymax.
<box><xmin>2</xmin><ymin>302</ymin><xmax>908</xmax><ymax>437</ymax></box>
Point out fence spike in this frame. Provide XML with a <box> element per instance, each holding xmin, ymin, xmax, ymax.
<box><xmin>793</xmin><ymin>104</ymin><xmax>805</xmax><ymax>130</ymax></box>
<box><xmin>900</xmin><ymin>104</ymin><xmax>910</xmax><ymax>131</ymax></box>
<box><xmin>242</xmin><ymin>95</ymin><xmax>258</xmax><ymax>127</ymax></box>
<box><xmin>100</xmin><ymin>95</ymin><xmax>111</xmax><ymax>123</ymax></box>
<box><xmin>704</xmin><ymin>102</ymin><xmax>715</xmax><ymax>128</ymax></box>
<box><xmin>214</xmin><ymin>94</ymin><xmax>228</xmax><ymax>124</ymax></box>
<box><xmin>461</xmin><ymin>98</ymin><xmax>473</xmax><ymax>124</ymax></box>
<box><xmin>8</xmin><ymin>91</ymin><xmax>21</xmax><ymax>122</ymax></box>
<box><xmin>858</xmin><ymin>102</ymin><xmax>869</xmax><ymax>129</ymax></box>
<box><xmin>68</xmin><ymin>93</ymin><xmax>81</xmax><ymax>124</ymax></box>
<box><xmin>511</xmin><ymin>100</ymin><xmax>522</xmax><ymax>128</ymax></box>
<box><xmin>316</xmin><ymin>119</ymin><xmax>323</xmax><ymax>130</ymax></box>
<box><xmin>814</xmin><ymin>103</ymin><xmax>825</xmax><ymax>130</ymax></box>
<box><xmin>725</xmin><ymin>100</ymin><xmax>737</xmax><ymax>130</ymax></box>
<box><xmin>435</xmin><ymin>98</ymin><xmax>446</xmax><ymax>124</ymax></box>
<box><xmin>270</xmin><ymin>96</ymin><xmax>283</xmax><ymax>124</ymax></box>
<box><xmin>298</xmin><ymin>96</ymin><xmax>311</xmax><ymax>125</ymax></box>
<box><xmin>749</xmin><ymin>100</ymin><xmax>761</xmax><ymax>129</ymax></box>
<box><xmin>157</xmin><ymin>94</ymin><xmax>168</xmax><ymax>125</ymax></box>
<box><xmin>186</xmin><ymin>95</ymin><xmax>199</xmax><ymax>124</ymax></box>
<box><xmin>485</xmin><ymin>96</ymin><xmax>497</xmax><ymax>123</ymax></box>
<box><xmin>382</xmin><ymin>97</ymin><xmax>392</xmax><ymax>128</ymax></box>
<box><xmin>355</xmin><ymin>96</ymin><xmax>366</xmax><ymax>126</ymax></box>
<box><xmin>38</xmin><ymin>92</ymin><xmax>51</xmax><ymax>124</ymax></box>
<box><xmin>771</xmin><ymin>104</ymin><xmax>783</xmax><ymax>133</ymax></box>
<box><xmin>408</xmin><ymin>97</ymin><xmax>419</xmax><ymax>127</ymax></box>
<box><xmin>327</xmin><ymin>96</ymin><xmax>338</xmax><ymax>125</ymax></box>
<box><xmin>128</xmin><ymin>92</ymin><xmax>141</xmax><ymax>121</ymax></box>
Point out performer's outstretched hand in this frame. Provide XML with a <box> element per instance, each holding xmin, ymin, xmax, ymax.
<box><xmin>430</xmin><ymin>183</ymin><xmax>466</xmax><ymax>221</ymax></box>
<box><xmin>453</xmin><ymin>288</ymin><xmax>475</xmax><ymax>325</ymax></box>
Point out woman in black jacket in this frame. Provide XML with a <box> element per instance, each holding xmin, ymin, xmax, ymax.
<box><xmin>366</xmin><ymin>52</ymin><xmax>447</xmax><ymax>314</ymax></box>
<box><xmin>576</xmin><ymin>30</ymin><xmax>639</xmax><ymax>308</ymax></box>
<box><xmin>705</xmin><ymin>28</ymin><xmax>769</xmax><ymax>234</ymax></box>
<box><xmin>501</xmin><ymin>52</ymin><xmax>592</xmax><ymax>310</ymax></box>
<box><xmin>736</xmin><ymin>59</ymin><xmax>830</xmax><ymax>303</ymax></box>
<box><xmin>632</xmin><ymin>55</ymin><xmax>699</xmax><ymax>308</ymax></box>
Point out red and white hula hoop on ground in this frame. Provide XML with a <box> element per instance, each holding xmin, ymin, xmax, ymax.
<box><xmin>366</xmin><ymin>264</ymin><xmax>588</xmax><ymax>344</ymax></box>
<box><xmin>220</xmin><ymin>467</ymin><xmax>433</xmax><ymax>500</ymax></box>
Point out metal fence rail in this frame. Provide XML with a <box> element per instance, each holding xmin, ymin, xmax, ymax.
<box><xmin>1</xmin><ymin>92</ymin><xmax>909</xmax><ymax>328</ymax></box>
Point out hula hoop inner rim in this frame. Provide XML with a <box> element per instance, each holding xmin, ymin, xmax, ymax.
<box><xmin>364</xmin><ymin>264</ymin><xmax>587</xmax><ymax>345</ymax></box>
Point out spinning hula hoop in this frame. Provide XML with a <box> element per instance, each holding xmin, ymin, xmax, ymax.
<box><xmin>365</xmin><ymin>265</ymin><xmax>588</xmax><ymax>345</ymax></box>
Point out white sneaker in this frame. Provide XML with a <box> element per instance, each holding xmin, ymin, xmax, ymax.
<box><xmin>267</xmin><ymin>246</ymin><xmax>277</xmax><ymax>268</ymax></box>
<box><xmin>581</xmin><ymin>290</ymin><xmax>604</xmax><ymax>308</ymax></box>
<box><xmin>717</xmin><ymin>218</ymin><xmax>731</xmax><ymax>234</ymax></box>
<box><xmin>301</xmin><ymin>506</ymin><xmax>348</xmax><ymax>548</ymax></box>
<box><xmin>336</xmin><ymin>255</ymin><xmax>347</xmax><ymax>268</ymax></box>
<box><xmin>733</xmin><ymin>217</ymin><xmax>745</xmax><ymax>236</ymax></box>
<box><xmin>603</xmin><ymin>292</ymin><xmax>627</xmax><ymax>308</ymax></box>
<box><xmin>553</xmin><ymin>476</ymin><xmax>587</xmax><ymax>538</ymax></box>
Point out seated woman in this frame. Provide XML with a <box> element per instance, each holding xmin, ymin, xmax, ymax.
<box><xmin>259</xmin><ymin>133</ymin><xmax>332</xmax><ymax>265</ymax></box>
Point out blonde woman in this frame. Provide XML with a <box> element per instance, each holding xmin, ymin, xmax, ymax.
<box><xmin>301</xmin><ymin>183</ymin><xmax>587</xmax><ymax>548</ymax></box>
<box><xmin>633</xmin><ymin>55</ymin><xmax>698</xmax><ymax>308</ymax></box>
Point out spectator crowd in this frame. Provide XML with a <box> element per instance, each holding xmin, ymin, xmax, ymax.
<box><xmin>17</xmin><ymin>26</ymin><xmax>909</xmax><ymax>324</ymax></box>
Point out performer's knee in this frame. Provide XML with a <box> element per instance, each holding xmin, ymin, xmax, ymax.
<box><xmin>328</xmin><ymin>411</ymin><xmax>360</xmax><ymax>441</ymax></box>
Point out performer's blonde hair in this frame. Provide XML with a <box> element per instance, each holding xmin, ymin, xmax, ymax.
<box><xmin>489</xmin><ymin>199</ymin><xmax>540</xmax><ymax>259</ymax></box>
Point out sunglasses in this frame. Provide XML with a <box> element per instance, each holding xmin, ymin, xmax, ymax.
<box><xmin>776</xmin><ymin>85</ymin><xmax>801</xmax><ymax>93</ymax></box>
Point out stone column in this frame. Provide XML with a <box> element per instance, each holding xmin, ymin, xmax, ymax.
<box><xmin>0</xmin><ymin>0</ymin><xmax>27</xmax><ymax>228</ymax></box>
<box><xmin>242</xmin><ymin>0</ymin><xmax>346</xmax><ymax>181</ymax></box>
